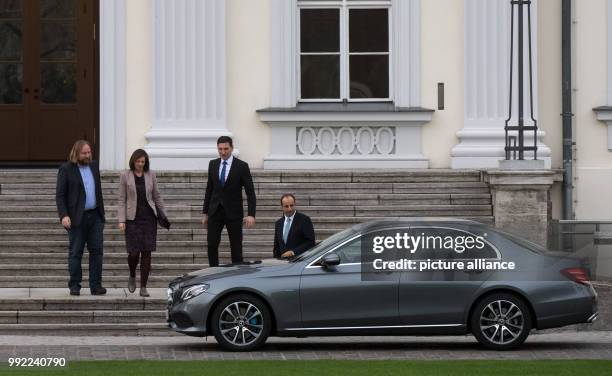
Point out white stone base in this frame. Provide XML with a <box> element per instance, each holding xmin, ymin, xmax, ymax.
<box><xmin>452</xmin><ymin>156</ymin><xmax>551</xmax><ymax>169</ymax></box>
<box><xmin>144</xmin><ymin>128</ymin><xmax>234</xmax><ymax>170</ymax></box>
<box><xmin>451</xmin><ymin>128</ymin><xmax>552</xmax><ymax>169</ymax></box>
<box><xmin>499</xmin><ymin>159</ymin><xmax>546</xmax><ymax>170</ymax></box>
<box><xmin>263</xmin><ymin>156</ymin><xmax>429</xmax><ymax>169</ymax></box>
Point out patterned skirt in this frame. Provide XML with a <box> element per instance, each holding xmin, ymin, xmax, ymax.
<box><xmin>125</xmin><ymin>205</ymin><xmax>157</xmax><ymax>253</ymax></box>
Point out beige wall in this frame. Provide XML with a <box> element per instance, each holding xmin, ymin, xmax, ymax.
<box><xmin>538</xmin><ymin>0</ymin><xmax>563</xmax><ymax>170</ymax></box>
<box><xmin>573</xmin><ymin>0</ymin><xmax>612</xmax><ymax>219</ymax></box>
<box><xmin>538</xmin><ymin>0</ymin><xmax>563</xmax><ymax>219</ymax></box>
<box><xmin>125</xmin><ymin>0</ymin><xmax>152</xmax><ymax>168</ymax></box>
<box><xmin>227</xmin><ymin>0</ymin><xmax>271</xmax><ymax>166</ymax></box>
<box><xmin>421</xmin><ymin>0</ymin><xmax>464</xmax><ymax>168</ymax></box>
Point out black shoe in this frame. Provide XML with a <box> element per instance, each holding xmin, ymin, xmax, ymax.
<box><xmin>69</xmin><ymin>289</ymin><xmax>80</xmax><ymax>296</ymax></box>
<box><xmin>90</xmin><ymin>287</ymin><xmax>107</xmax><ymax>295</ymax></box>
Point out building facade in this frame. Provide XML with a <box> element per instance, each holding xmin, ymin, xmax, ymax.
<box><xmin>1</xmin><ymin>0</ymin><xmax>611</xmax><ymax>220</ymax></box>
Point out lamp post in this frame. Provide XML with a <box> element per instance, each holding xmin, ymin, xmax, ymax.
<box><xmin>504</xmin><ymin>0</ymin><xmax>538</xmax><ymax>162</ymax></box>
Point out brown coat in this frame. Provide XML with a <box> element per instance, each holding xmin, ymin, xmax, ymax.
<box><xmin>117</xmin><ymin>170</ymin><xmax>165</xmax><ymax>223</ymax></box>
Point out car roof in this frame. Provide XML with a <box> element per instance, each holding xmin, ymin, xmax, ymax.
<box><xmin>351</xmin><ymin>217</ymin><xmax>487</xmax><ymax>233</ymax></box>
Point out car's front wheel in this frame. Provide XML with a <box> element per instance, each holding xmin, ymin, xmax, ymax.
<box><xmin>210</xmin><ymin>294</ymin><xmax>271</xmax><ymax>351</ymax></box>
<box><xmin>471</xmin><ymin>293</ymin><xmax>532</xmax><ymax>350</ymax></box>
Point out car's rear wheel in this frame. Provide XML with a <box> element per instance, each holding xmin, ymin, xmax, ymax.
<box><xmin>471</xmin><ymin>293</ymin><xmax>532</xmax><ymax>350</ymax></box>
<box><xmin>210</xmin><ymin>294</ymin><xmax>271</xmax><ymax>351</ymax></box>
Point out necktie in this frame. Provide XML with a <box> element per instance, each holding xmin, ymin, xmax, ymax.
<box><xmin>283</xmin><ymin>217</ymin><xmax>292</xmax><ymax>244</ymax></box>
<box><xmin>220</xmin><ymin>161</ymin><xmax>227</xmax><ymax>187</ymax></box>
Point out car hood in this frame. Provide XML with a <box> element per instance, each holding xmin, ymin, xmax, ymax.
<box><xmin>172</xmin><ymin>258</ymin><xmax>292</xmax><ymax>286</ymax></box>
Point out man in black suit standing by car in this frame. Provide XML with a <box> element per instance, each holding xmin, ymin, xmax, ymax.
<box><xmin>56</xmin><ymin>140</ymin><xmax>106</xmax><ymax>296</ymax></box>
<box><xmin>273</xmin><ymin>194</ymin><xmax>315</xmax><ymax>259</ymax></box>
<box><xmin>202</xmin><ymin>136</ymin><xmax>256</xmax><ymax>267</ymax></box>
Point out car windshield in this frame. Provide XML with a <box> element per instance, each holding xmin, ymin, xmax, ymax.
<box><xmin>290</xmin><ymin>226</ymin><xmax>358</xmax><ymax>262</ymax></box>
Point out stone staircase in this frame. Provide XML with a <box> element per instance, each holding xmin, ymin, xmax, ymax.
<box><xmin>0</xmin><ymin>169</ymin><xmax>493</xmax><ymax>335</ymax></box>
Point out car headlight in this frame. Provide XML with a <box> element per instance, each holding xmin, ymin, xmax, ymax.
<box><xmin>180</xmin><ymin>283</ymin><xmax>210</xmax><ymax>301</ymax></box>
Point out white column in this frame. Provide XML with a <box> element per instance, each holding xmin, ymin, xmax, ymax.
<box><xmin>270</xmin><ymin>0</ymin><xmax>297</xmax><ymax>107</ymax></box>
<box><xmin>451</xmin><ymin>0</ymin><xmax>550</xmax><ymax>169</ymax></box>
<box><xmin>393</xmin><ymin>0</ymin><xmax>421</xmax><ymax>107</ymax></box>
<box><xmin>145</xmin><ymin>0</ymin><xmax>230</xmax><ymax>170</ymax></box>
<box><xmin>99</xmin><ymin>0</ymin><xmax>126</xmax><ymax>170</ymax></box>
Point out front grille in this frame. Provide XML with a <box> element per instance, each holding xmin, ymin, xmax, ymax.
<box><xmin>173</xmin><ymin>288</ymin><xmax>182</xmax><ymax>303</ymax></box>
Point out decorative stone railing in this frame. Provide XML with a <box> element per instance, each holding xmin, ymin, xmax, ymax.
<box><xmin>257</xmin><ymin>104</ymin><xmax>434</xmax><ymax>169</ymax></box>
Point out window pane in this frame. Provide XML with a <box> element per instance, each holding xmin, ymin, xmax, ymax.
<box><xmin>41</xmin><ymin>21</ymin><xmax>76</xmax><ymax>59</ymax></box>
<box><xmin>336</xmin><ymin>238</ymin><xmax>362</xmax><ymax>264</ymax></box>
<box><xmin>349</xmin><ymin>55</ymin><xmax>389</xmax><ymax>98</ymax></box>
<box><xmin>41</xmin><ymin>63</ymin><xmax>76</xmax><ymax>103</ymax></box>
<box><xmin>0</xmin><ymin>21</ymin><xmax>21</xmax><ymax>59</ymax></box>
<box><xmin>349</xmin><ymin>9</ymin><xmax>389</xmax><ymax>53</ymax></box>
<box><xmin>40</xmin><ymin>0</ymin><xmax>76</xmax><ymax>18</ymax></box>
<box><xmin>0</xmin><ymin>63</ymin><xmax>22</xmax><ymax>104</ymax></box>
<box><xmin>0</xmin><ymin>0</ymin><xmax>21</xmax><ymax>18</ymax></box>
<box><xmin>300</xmin><ymin>9</ymin><xmax>339</xmax><ymax>53</ymax></box>
<box><xmin>301</xmin><ymin>55</ymin><xmax>340</xmax><ymax>99</ymax></box>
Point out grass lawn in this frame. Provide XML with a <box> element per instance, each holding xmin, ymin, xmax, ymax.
<box><xmin>0</xmin><ymin>360</ymin><xmax>611</xmax><ymax>376</ymax></box>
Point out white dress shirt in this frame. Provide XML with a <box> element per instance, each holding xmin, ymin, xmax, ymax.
<box><xmin>283</xmin><ymin>211</ymin><xmax>296</xmax><ymax>243</ymax></box>
<box><xmin>218</xmin><ymin>155</ymin><xmax>233</xmax><ymax>183</ymax></box>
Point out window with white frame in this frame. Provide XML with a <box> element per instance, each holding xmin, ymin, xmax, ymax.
<box><xmin>298</xmin><ymin>0</ymin><xmax>391</xmax><ymax>102</ymax></box>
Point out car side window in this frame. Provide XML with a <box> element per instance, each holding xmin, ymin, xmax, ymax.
<box><xmin>334</xmin><ymin>238</ymin><xmax>362</xmax><ymax>264</ymax></box>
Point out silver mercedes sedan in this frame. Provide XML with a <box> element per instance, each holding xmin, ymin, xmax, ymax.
<box><xmin>166</xmin><ymin>218</ymin><xmax>598</xmax><ymax>351</ymax></box>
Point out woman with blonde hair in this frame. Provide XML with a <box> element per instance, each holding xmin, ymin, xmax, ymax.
<box><xmin>118</xmin><ymin>149</ymin><xmax>169</xmax><ymax>297</ymax></box>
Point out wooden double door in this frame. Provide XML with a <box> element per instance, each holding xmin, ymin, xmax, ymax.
<box><xmin>0</xmin><ymin>0</ymin><xmax>97</xmax><ymax>164</ymax></box>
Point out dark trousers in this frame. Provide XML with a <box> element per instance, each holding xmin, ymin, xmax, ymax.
<box><xmin>67</xmin><ymin>210</ymin><xmax>104</xmax><ymax>290</ymax></box>
<box><xmin>207</xmin><ymin>207</ymin><xmax>243</xmax><ymax>267</ymax></box>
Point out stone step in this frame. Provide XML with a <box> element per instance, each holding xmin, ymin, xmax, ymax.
<box><xmin>0</xmin><ymin>239</ymin><xmax>269</xmax><ymax>251</ymax></box>
<box><xmin>0</xmin><ymin>252</ymin><xmax>210</xmax><ymax>264</ymax></box>
<box><xmin>0</xmin><ymin>181</ymin><xmax>490</xmax><ymax>196</ymax></box>
<box><xmin>0</xmin><ymin>228</ymin><xmax>342</xmax><ymax>242</ymax></box>
<box><xmin>0</xmin><ymin>193</ymin><xmax>492</xmax><ymax>207</ymax></box>
<box><xmin>0</xmin><ymin>310</ymin><xmax>166</xmax><ymax>324</ymax></box>
<box><xmin>0</xmin><ymin>204</ymin><xmax>493</xmax><ymax>219</ymax></box>
<box><xmin>0</xmin><ymin>290</ymin><xmax>167</xmax><ymax>311</ymax></box>
<box><xmin>0</xmin><ymin>250</ymin><xmax>282</xmax><ymax>264</ymax></box>
<box><xmin>0</xmin><ymin>323</ymin><xmax>174</xmax><ymax>336</ymax></box>
<box><xmin>0</xmin><ymin>169</ymin><xmax>483</xmax><ymax>184</ymax></box>
<box><xmin>0</xmin><ymin>264</ymin><xmax>206</xmax><ymax>277</ymax></box>
<box><xmin>0</xmin><ymin>216</ymin><xmax>496</xmax><ymax>230</ymax></box>
<box><xmin>0</xmin><ymin>276</ymin><xmax>190</xmax><ymax>288</ymax></box>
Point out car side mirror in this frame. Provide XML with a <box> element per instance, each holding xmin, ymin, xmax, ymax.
<box><xmin>320</xmin><ymin>253</ymin><xmax>341</xmax><ymax>267</ymax></box>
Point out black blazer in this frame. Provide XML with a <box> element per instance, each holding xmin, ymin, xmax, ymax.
<box><xmin>203</xmin><ymin>157</ymin><xmax>256</xmax><ymax>221</ymax></box>
<box><xmin>56</xmin><ymin>160</ymin><xmax>106</xmax><ymax>227</ymax></box>
<box><xmin>273</xmin><ymin>211</ymin><xmax>315</xmax><ymax>258</ymax></box>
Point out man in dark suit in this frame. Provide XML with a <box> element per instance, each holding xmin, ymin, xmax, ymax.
<box><xmin>202</xmin><ymin>136</ymin><xmax>256</xmax><ymax>267</ymax></box>
<box><xmin>55</xmin><ymin>140</ymin><xmax>106</xmax><ymax>296</ymax></box>
<box><xmin>274</xmin><ymin>194</ymin><xmax>315</xmax><ymax>259</ymax></box>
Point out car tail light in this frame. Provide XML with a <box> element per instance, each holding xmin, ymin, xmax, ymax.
<box><xmin>561</xmin><ymin>267</ymin><xmax>590</xmax><ymax>285</ymax></box>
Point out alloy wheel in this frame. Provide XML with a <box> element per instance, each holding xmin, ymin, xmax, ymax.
<box><xmin>218</xmin><ymin>301</ymin><xmax>264</xmax><ymax>347</ymax></box>
<box><xmin>479</xmin><ymin>299</ymin><xmax>524</xmax><ymax>345</ymax></box>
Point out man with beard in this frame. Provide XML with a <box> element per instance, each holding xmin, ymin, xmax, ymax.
<box><xmin>56</xmin><ymin>140</ymin><xmax>106</xmax><ymax>296</ymax></box>
<box><xmin>273</xmin><ymin>194</ymin><xmax>315</xmax><ymax>259</ymax></box>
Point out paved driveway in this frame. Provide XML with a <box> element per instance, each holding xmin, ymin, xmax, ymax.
<box><xmin>1</xmin><ymin>332</ymin><xmax>611</xmax><ymax>361</ymax></box>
